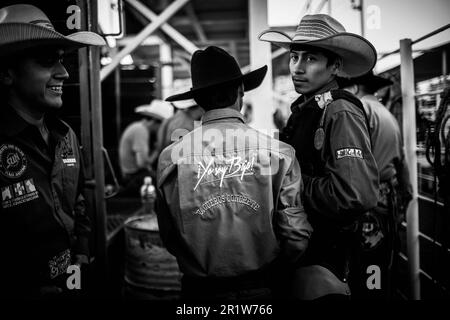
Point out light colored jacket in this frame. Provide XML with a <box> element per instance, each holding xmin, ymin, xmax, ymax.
<box><xmin>157</xmin><ymin>107</ymin><xmax>312</xmax><ymax>277</ymax></box>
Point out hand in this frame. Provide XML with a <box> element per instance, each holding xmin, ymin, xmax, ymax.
<box><xmin>73</xmin><ymin>254</ymin><xmax>89</xmax><ymax>267</ymax></box>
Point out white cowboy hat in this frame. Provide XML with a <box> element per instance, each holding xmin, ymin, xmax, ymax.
<box><xmin>135</xmin><ymin>99</ymin><xmax>174</xmax><ymax>120</ymax></box>
<box><xmin>0</xmin><ymin>4</ymin><xmax>105</xmax><ymax>56</ymax></box>
<box><xmin>258</xmin><ymin>14</ymin><xmax>376</xmax><ymax>78</ymax></box>
<box><xmin>171</xmin><ymin>99</ymin><xmax>198</xmax><ymax>110</ymax></box>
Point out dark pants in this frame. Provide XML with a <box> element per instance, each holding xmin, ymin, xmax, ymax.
<box><xmin>181</xmin><ymin>270</ymin><xmax>272</xmax><ymax>301</ymax></box>
<box><xmin>119</xmin><ymin>168</ymin><xmax>154</xmax><ymax>197</ymax></box>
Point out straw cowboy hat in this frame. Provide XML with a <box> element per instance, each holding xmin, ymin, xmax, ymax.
<box><xmin>0</xmin><ymin>4</ymin><xmax>105</xmax><ymax>56</ymax></box>
<box><xmin>166</xmin><ymin>46</ymin><xmax>267</xmax><ymax>102</ymax></box>
<box><xmin>135</xmin><ymin>99</ymin><xmax>174</xmax><ymax>120</ymax></box>
<box><xmin>258</xmin><ymin>14</ymin><xmax>377</xmax><ymax>78</ymax></box>
<box><xmin>171</xmin><ymin>99</ymin><xmax>198</xmax><ymax>110</ymax></box>
<box><xmin>337</xmin><ymin>70</ymin><xmax>393</xmax><ymax>92</ymax></box>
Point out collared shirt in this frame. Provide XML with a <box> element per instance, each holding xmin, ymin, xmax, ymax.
<box><xmin>0</xmin><ymin>105</ymin><xmax>90</xmax><ymax>290</ymax></box>
<box><xmin>158</xmin><ymin>106</ymin><xmax>204</xmax><ymax>151</ymax></box>
<box><xmin>157</xmin><ymin>107</ymin><xmax>312</xmax><ymax>278</ymax></box>
<box><xmin>361</xmin><ymin>94</ymin><xmax>407</xmax><ymax>181</ymax></box>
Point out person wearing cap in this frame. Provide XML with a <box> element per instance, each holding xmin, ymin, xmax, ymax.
<box><xmin>338</xmin><ymin>71</ymin><xmax>412</xmax><ymax>299</ymax></box>
<box><xmin>118</xmin><ymin>99</ymin><xmax>173</xmax><ymax>196</ymax></box>
<box><xmin>156</xmin><ymin>46</ymin><xmax>312</xmax><ymax>300</ymax></box>
<box><xmin>259</xmin><ymin>14</ymin><xmax>379</xmax><ymax>300</ymax></box>
<box><xmin>157</xmin><ymin>99</ymin><xmax>204</xmax><ymax>152</ymax></box>
<box><xmin>0</xmin><ymin>4</ymin><xmax>105</xmax><ymax>298</ymax></box>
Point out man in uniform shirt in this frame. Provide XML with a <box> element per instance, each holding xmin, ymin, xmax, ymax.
<box><xmin>339</xmin><ymin>71</ymin><xmax>413</xmax><ymax>299</ymax></box>
<box><xmin>118</xmin><ymin>100</ymin><xmax>173</xmax><ymax>196</ymax></box>
<box><xmin>259</xmin><ymin>14</ymin><xmax>379</xmax><ymax>299</ymax></box>
<box><xmin>0</xmin><ymin>4</ymin><xmax>105</xmax><ymax>298</ymax></box>
<box><xmin>157</xmin><ymin>99</ymin><xmax>204</xmax><ymax>152</ymax></box>
<box><xmin>157</xmin><ymin>46</ymin><xmax>312</xmax><ymax>300</ymax></box>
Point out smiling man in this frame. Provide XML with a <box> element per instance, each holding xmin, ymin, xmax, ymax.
<box><xmin>0</xmin><ymin>4</ymin><xmax>105</xmax><ymax>298</ymax></box>
<box><xmin>259</xmin><ymin>14</ymin><xmax>380</xmax><ymax>300</ymax></box>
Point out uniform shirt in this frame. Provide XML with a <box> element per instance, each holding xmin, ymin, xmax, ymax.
<box><xmin>0</xmin><ymin>105</ymin><xmax>90</xmax><ymax>292</ymax></box>
<box><xmin>118</xmin><ymin>120</ymin><xmax>149</xmax><ymax>175</ymax></box>
<box><xmin>157</xmin><ymin>107</ymin><xmax>312</xmax><ymax>278</ymax></box>
<box><xmin>282</xmin><ymin>80</ymin><xmax>379</xmax><ymax>277</ymax></box>
<box><xmin>158</xmin><ymin>106</ymin><xmax>204</xmax><ymax>151</ymax></box>
<box><xmin>361</xmin><ymin>94</ymin><xmax>408</xmax><ymax>182</ymax></box>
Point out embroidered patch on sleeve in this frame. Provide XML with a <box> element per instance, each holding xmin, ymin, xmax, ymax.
<box><xmin>336</xmin><ymin>148</ymin><xmax>364</xmax><ymax>160</ymax></box>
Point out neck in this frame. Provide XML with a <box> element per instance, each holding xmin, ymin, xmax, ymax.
<box><xmin>303</xmin><ymin>78</ymin><xmax>337</xmax><ymax>99</ymax></box>
<box><xmin>9</xmin><ymin>98</ymin><xmax>45</xmax><ymax>128</ymax></box>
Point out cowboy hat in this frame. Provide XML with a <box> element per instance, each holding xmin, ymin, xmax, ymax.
<box><xmin>166</xmin><ymin>46</ymin><xmax>267</xmax><ymax>102</ymax></box>
<box><xmin>135</xmin><ymin>99</ymin><xmax>174</xmax><ymax>120</ymax></box>
<box><xmin>258</xmin><ymin>14</ymin><xmax>376</xmax><ymax>78</ymax></box>
<box><xmin>0</xmin><ymin>4</ymin><xmax>105</xmax><ymax>56</ymax></box>
<box><xmin>171</xmin><ymin>99</ymin><xmax>198</xmax><ymax>110</ymax></box>
<box><xmin>337</xmin><ymin>70</ymin><xmax>393</xmax><ymax>92</ymax></box>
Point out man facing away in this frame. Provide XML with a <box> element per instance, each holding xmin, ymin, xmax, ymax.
<box><xmin>157</xmin><ymin>46</ymin><xmax>312</xmax><ymax>300</ymax></box>
<box><xmin>339</xmin><ymin>71</ymin><xmax>412</xmax><ymax>299</ymax></box>
<box><xmin>118</xmin><ymin>99</ymin><xmax>173</xmax><ymax>196</ymax></box>
<box><xmin>259</xmin><ymin>14</ymin><xmax>380</xmax><ymax>300</ymax></box>
<box><xmin>0</xmin><ymin>4</ymin><xmax>105</xmax><ymax>298</ymax></box>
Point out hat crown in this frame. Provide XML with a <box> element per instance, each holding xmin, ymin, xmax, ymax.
<box><xmin>293</xmin><ymin>14</ymin><xmax>346</xmax><ymax>41</ymax></box>
<box><xmin>0</xmin><ymin>4</ymin><xmax>55</xmax><ymax>30</ymax></box>
<box><xmin>190</xmin><ymin>46</ymin><xmax>243</xmax><ymax>90</ymax></box>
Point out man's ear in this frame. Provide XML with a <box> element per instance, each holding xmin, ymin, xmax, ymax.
<box><xmin>332</xmin><ymin>57</ymin><xmax>342</xmax><ymax>76</ymax></box>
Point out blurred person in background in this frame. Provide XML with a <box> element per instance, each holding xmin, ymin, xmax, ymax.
<box><xmin>157</xmin><ymin>99</ymin><xmax>204</xmax><ymax>152</ymax></box>
<box><xmin>118</xmin><ymin>99</ymin><xmax>173</xmax><ymax>196</ymax></box>
<box><xmin>339</xmin><ymin>71</ymin><xmax>413</xmax><ymax>299</ymax></box>
<box><xmin>0</xmin><ymin>4</ymin><xmax>105</xmax><ymax>298</ymax></box>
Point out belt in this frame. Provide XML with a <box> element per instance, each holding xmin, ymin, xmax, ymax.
<box><xmin>181</xmin><ymin>269</ymin><xmax>269</xmax><ymax>293</ymax></box>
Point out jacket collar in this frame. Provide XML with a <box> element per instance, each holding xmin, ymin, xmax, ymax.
<box><xmin>291</xmin><ymin>79</ymin><xmax>339</xmax><ymax>112</ymax></box>
<box><xmin>0</xmin><ymin>104</ymin><xmax>69</xmax><ymax>138</ymax></box>
<box><xmin>201</xmin><ymin>107</ymin><xmax>245</xmax><ymax>125</ymax></box>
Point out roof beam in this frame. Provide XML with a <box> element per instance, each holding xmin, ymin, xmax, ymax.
<box><xmin>241</xmin><ymin>48</ymin><xmax>286</xmax><ymax>73</ymax></box>
<box><xmin>184</xmin><ymin>2</ymin><xmax>207</xmax><ymax>42</ymax></box>
<box><xmin>125</xmin><ymin>0</ymin><xmax>199</xmax><ymax>54</ymax></box>
<box><xmin>101</xmin><ymin>0</ymin><xmax>191</xmax><ymax>81</ymax></box>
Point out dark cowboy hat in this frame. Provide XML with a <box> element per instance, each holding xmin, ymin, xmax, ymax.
<box><xmin>337</xmin><ymin>70</ymin><xmax>393</xmax><ymax>92</ymax></box>
<box><xmin>166</xmin><ymin>46</ymin><xmax>267</xmax><ymax>102</ymax></box>
<box><xmin>0</xmin><ymin>4</ymin><xmax>105</xmax><ymax>56</ymax></box>
<box><xmin>258</xmin><ymin>14</ymin><xmax>376</xmax><ymax>78</ymax></box>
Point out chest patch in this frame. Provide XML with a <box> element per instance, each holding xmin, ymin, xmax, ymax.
<box><xmin>336</xmin><ymin>147</ymin><xmax>364</xmax><ymax>160</ymax></box>
<box><xmin>1</xmin><ymin>178</ymin><xmax>39</xmax><ymax>209</ymax></box>
<box><xmin>0</xmin><ymin>144</ymin><xmax>28</xmax><ymax>179</ymax></box>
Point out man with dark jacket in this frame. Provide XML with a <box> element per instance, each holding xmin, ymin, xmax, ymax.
<box><xmin>259</xmin><ymin>14</ymin><xmax>379</xmax><ymax>299</ymax></box>
<box><xmin>0</xmin><ymin>4</ymin><xmax>104</xmax><ymax>298</ymax></box>
<box><xmin>157</xmin><ymin>46</ymin><xmax>312</xmax><ymax>300</ymax></box>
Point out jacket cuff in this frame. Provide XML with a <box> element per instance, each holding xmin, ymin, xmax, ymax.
<box><xmin>73</xmin><ymin>235</ymin><xmax>90</xmax><ymax>257</ymax></box>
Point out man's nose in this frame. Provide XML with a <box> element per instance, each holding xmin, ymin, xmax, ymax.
<box><xmin>293</xmin><ymin>59</ymin><xmax>305</xmax><ymax>74</ymax></box>
<box><xmin>55</xmin><ymin>61</ymin><xmax>69</xmax><ymax>80</ymax></box>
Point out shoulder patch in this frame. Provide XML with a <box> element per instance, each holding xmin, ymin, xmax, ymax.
<box><xmin>0</xmin><ymin>144</ymin><xmax>27</xmax><ymax>178</ymax></box>
<box><xmin>336</xmin><ymin>147</ymin><xmax>364</xmax><ymax>160</ymax></box>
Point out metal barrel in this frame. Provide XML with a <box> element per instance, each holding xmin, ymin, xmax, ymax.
<box><xmin>123</xmin><ymin>214</ymin><xmax>182</xmax><ymax>299</ymax></box>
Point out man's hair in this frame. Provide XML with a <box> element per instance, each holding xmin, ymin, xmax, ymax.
<box><xmin>290</xmin><ymin>44</ymin><xmax>341</xmax><ymax>67</ymax></box>
<box><xmin>193</xmin><ymin>81</ymin><xmax>240</xmax><ymax>110</ymax></box>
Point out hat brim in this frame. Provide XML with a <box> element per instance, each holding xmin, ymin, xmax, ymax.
<box><xmin>337</xmin><ymin>75</ymin><xmax>393</xmax><ymax>91</ymax></box>
<box><xmin>258</xmin><ymin>30</ymin><xmax>376</xmax><ymax>78</ymax></box>
<box><xmin>166</xmin><ymin>65</ymin><xmax>268</xmax><ymax>102</ymax></box>
<box><xmin>0</xmin><ymin>23</ymin><xmax>105</xmax><ymax>56</ymax></box>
